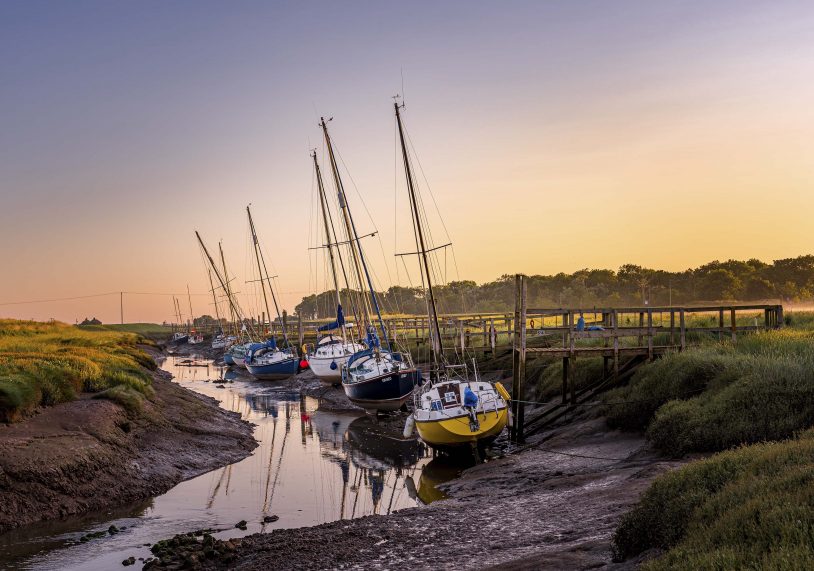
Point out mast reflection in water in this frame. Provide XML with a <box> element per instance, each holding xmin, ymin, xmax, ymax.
<box><xmin>2</xmin><ymin>357</ymin><xmax>458</xmax><ymax>571</ymax></box>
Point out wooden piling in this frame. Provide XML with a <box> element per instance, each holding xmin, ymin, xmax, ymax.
<box><xmin>511</xmin><ymin>274</ymin><xmax>527</xmax><ymax>443</ymax></box>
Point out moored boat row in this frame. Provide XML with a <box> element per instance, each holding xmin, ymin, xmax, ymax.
<box><xmin>184</xmin><ymin>100</ymin><xmax>510</xmax><ymax>453</ymax></box>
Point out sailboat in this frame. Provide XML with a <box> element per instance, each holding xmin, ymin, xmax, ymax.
<box><xmin>216</xmin><ymin>241</ymin><xmax>253</xmax><ymax>367</ymax></box>
<box><xmin>186</xmin><ymin>285</ymin><xmax>205</xmax><ymax>344</ymax></box>
<box><xmin>207</xmin><ymin>268</ymin><xmax>236</xmax><ymax>350</ymax></box>
<box><xmin>319</xmin><ymin>117</ymin><xmax>420</xmax><ymax>412</ymax></box>
<box><xmin>196</xmin><ymin>232</ymin><xmax>259</xmax><ymax>368</ymax></box>
<box><xmin>170</xmin><ymin>297</ymin><xmax>189</xmax><ymax>344</ymax></box>
<box><xmin>242</xmin><ymin>206</ymin><xmax>301</xmax><ymax>381</ymax></box>
<box><xmin>393</xmin><ymin>100</ymin><xmax>510</xmax><ymax>450</ymax></box>
<box><xmin>306</xmin><ymin>151</ymin><xmax>366</xmax><ymax>384</ymax></box>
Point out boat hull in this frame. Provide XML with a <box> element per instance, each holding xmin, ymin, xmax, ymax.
<box><xmin>223</xmin><ymin>353</ymin><xmax>235</xmax><ymax>365</ymax></box>
<box><xmin>342</xmin><ymin>369</ymin><xmax>419</xmax><ymax>412</ymax></box>
<box><xmin>415</xmin><ymin>407</ymin><xmax>509</xmax><ymax>450</ymax></box>
<box><xmin>308</xmin><ymin>355</ymin><xmax>349</xmax><ymax>384</ymax></box>
<box><xmin>246</xmin><ymin>357</ymin><xmax>300</xmax><ymax>380</ymax></box>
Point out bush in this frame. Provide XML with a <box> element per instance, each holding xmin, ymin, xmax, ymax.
<box><xmin>604</xmin><ymin>348</ymin><xmax>740</xmax><ymax>431</ymax></box>
<box><xmin>613</xmin><ymin>430</ymin><xmax>814</xmax><ymax>568</ymax></box>
<box><xmin>605</xmin><ymin>330</ymin><xmax>814</xmax><ymax>456</ymax></box>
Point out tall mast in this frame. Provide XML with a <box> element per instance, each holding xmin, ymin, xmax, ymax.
<box><xmin>320</xmin><ymin>118</ymin><xmax>371</xmax><ymax>337</ymax></box>
<box><xmin>394</xmin><ymin>102</ymin><xmax>444</xmax><ymax>365</ymax></box>
<box><xmin>186</xmin><ymin>284</ymin><xmax>194</xmax><ymax>331</ymax></box>
<box><xmin>207</xmin><ymin>268</ymin><xmax>223</xmax><ymax>333</ymax></box>
<box><xmin>197</xmin><ymin>231</ymin><xmax>257</xmax><ymax>339</ymax></box>
<box><xmin>174</xmin><ymin>297</ymin><xmax>183</xmax><ymax>330</ymax></box>
<box><xmin>247</xmin><ymin>206</ymin><xmax>273</xmax><ymax>337</ymax></box>
<box><xmin>219</xmin><ymin>241</ymin><xmax>238</xmax><ymax>337</ymax></box>
<box><xmin>247</xmin><ymin>206</ymin><xmax>290</xmax><ymax>343</ymax></box>
<box><xmin>319</xmin><ymin>117</ymin><xmax>392</xmax><ymax>350</ymax></box>
<box><xmin>312</xmin><ymin>151</ymin><xmax>347</xmax><ymax>342</ymax></box>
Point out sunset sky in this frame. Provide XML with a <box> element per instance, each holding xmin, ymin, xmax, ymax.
<box><xmin>1</xmin><ymin>1</ymin><xmax>813</xmax><ymax>323</ymax></box>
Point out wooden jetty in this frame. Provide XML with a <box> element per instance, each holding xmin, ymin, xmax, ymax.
<box><xmin>507</xmin><ymin>274</ymin><xmax>784</xmax><ymax>442</ymax></box>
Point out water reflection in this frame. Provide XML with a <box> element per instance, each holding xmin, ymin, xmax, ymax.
<box><xmin>1</xmin><ymin>357</ymin><xmax>461</xmax><ymax>570</ymax></box>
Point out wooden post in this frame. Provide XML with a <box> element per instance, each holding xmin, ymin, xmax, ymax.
<box><xmin>561</xmin><ymin>357</ymin><xmax>569</xmax><ymax>404</ymax></box>
<box><xmin>647</xmin><ymin>309</ymin><xmax>654</xmax><ymax>360</ymax></box>
<box><xmin>612</xmin><ymin>309</ymin><xmax>619</xmax><ymax>378</ymax></box>
<box><xmin>490</xmin><ymin>319</ymin><xmax>496</xmax><ymax>351</ymax></box>
<box><xmin>511</xmin><ymin>275</ymin><xmax>527</xmax><ymax>442</ymax></box>
<box><xmin>777</xmin><ymin>305</ymin><xmax>784</xmax><ymax>328</ymax></box>
<box><xmin>680</xmin><ymin>309</ymin><xmax>686</xmax><ymax>351</ymax></box>
<box><xmin>459</xmin><ymin>320</ymin><xmax>465</xmax><ymax>351</ymax></box>
<box><xmin>568</xmin><ymin>312</ymin><xmax>576</xmax><ymax>405</ymax></box>
<box><xmin>638</xmin><ymin>311</ymin><xmax>644</xmax><ymax>346</ymax></box>
<box><xmin>730</xmin><ymin>307</ymin><xmax>737</xmax><ymax>342</ymax></box>
<box><xmin>669</xmin><ymin>310</ymin><xmax>675</xmax><ymax>346</ymax></box>
<box><xmin>718</xmin><ymin>309</ymin><xmax>724</xmax><ymax>342</ymax></box>
<box><xmin>562</xmin><ymin>312</ymin><xmax>569</xmax><ymax>350</ymax></box>
<box><xmin>298</xmin><ymin>313</ymin><xmax>304</xmax><ymax>346</ymax></box>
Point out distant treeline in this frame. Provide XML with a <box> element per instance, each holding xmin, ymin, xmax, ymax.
<box><xmin>294</xmin><ymin>255</ymin><xmax>814</xmax><ymax>318</ymax></box>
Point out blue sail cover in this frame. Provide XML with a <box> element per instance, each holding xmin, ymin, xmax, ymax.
<box><xmin>318</xmin><ymin>304</ymin><xmax>345</xmax><ymax>332</ymax></box>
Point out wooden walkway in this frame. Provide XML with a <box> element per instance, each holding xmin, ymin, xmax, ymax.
<box><xmin>506</xmin><ymin>274</ymin><xmax>784</xmax><ymax>442</ymax></box>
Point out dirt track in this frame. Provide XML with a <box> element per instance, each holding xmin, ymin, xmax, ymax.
<box><xmin>0</xmin><ymin>357</ymin><xmax>256</xmax><ymax>534</ymax></box>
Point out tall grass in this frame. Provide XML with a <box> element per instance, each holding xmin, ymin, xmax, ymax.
<box><xmin>0</xmin><ymin>320</ymin><xmax>154</xmax><ymax>422</ymax></box>
<box><xmin>613</xmin><ymin>429</ymin><xmax>814</xmax><ymax>568</ymax></box>
<box><xmin>604</xmin><ymin>329</ymin><xmax>814</xmax><ymax>456</ymax></box>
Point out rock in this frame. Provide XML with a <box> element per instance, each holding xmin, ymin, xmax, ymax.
<box><xmin>122</xmin><ymin>556</ymin><xmax>136</xmax><ymax>566</ymax></box>
<box><xmin>235</xmin><ymin>519</ymin><xmax>248</xmax><ymax>530</ymax></box>
<box><xmin>262</xmin><ymin>515</ymin><xmax>279</xmax><ymax>523</ymax></box>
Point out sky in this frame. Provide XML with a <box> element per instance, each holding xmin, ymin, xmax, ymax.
<box><xmin>1</xmin><ymin>0</ymin><xmax>813</xmax><ymax>324</ymax></box>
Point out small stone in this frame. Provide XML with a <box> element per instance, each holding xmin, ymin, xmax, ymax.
<box><xmin>235</xmin><ymin>519</ymin><xmax>248</xmax><ymax>530</ymax></box>
<box><xmin>262</xmin><ymin>515</ymin><xmax>279</xmax><ymax>523</ymax></box>
<box><xmin>122</xmin><ymin>556</ymin><xmax>136</xmax><ymax>566</ymax></box>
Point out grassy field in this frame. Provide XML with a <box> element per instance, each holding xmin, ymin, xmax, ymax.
<box><xmin>77</xmin><ymin>322</ymin><xmax>174</xmax><ymax>342</ymax></box>
<box><xmin>610</xmin><ymin>312</ymin><xmax>814</xmax><ymax>567</ymax></box>
<box><xmin>0</xmin><ymin>320</ymin><xmax>156</xmax><ymax>422</ymax></box>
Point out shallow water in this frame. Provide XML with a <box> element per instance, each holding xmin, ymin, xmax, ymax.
<box><xmin>0</xmin><ymin>356</ymin><xmax>465</xmax><ymax>570</ymax></box>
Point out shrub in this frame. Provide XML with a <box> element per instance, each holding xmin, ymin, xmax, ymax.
<box><xmin>613</xmin><ymin>430</ymin><xmax>814</xmax><ymax>568</ymax></box>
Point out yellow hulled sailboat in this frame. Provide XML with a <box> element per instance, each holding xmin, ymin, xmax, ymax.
<box><xmin>391</xmin><ymin>99</ymin><xmax>510</xmax><ymax>450</ymax></box>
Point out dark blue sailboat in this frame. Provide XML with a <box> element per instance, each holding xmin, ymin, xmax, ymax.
<box><xmin>242</xmin><ymin>205</ymin><xmax>300</xmax><ymax>381</ymax></box>
<box><xmin>318</xmin><ymin>117</ymin><xmax>419</xmax><ymax>412</ymax></box>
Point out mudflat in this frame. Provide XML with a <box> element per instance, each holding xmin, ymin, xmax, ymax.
<box><xmin>0</xmin><ymin>367</ymin><xmax>256</xmax><ymax>534</ymax></box>
<box><xmin>144</xmin><ymin>417</ymin><xmax>683</xmax><ymax>570</ymax></box>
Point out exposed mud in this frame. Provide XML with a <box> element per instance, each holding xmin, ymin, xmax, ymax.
<box><xmin>142</xmin><ymin>414</ymin><xmax>683</xmax><ymax>570</ymax></box>
<box><xmin>0</xmin><ymin>350</ymin><xmax>257</xmax><ymax>534</ymax></box>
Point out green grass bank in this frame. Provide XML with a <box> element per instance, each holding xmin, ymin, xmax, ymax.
<box><xmin>0</xmin><ymin>319</ymin><xmax>156</xmax><ymax>422</ymax></box>
<box><xmin>610</xmin><ymin>312</ymin><xmax>814</xmax><ymax>567</ymax></box>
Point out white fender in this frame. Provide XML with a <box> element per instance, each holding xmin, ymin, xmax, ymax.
<box><xmin>403</xmin><ymin>414</ymin><xmax>416</xmax><ymax>438</ymax></box>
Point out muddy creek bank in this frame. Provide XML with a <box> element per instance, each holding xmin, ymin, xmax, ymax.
<box><xmin>0</xmin><ymin>363</ymin><xmax>256</xmax><ymax>537</ymax></box>
<box><xmin>0</xmin><ymin>353</ymin><xmax>463</xmax><ymax>570</ymax></box>
<box><xmin>146</xmin><ymin>417</ymin><xmax>683</xmax><ymax>570</ymax></box>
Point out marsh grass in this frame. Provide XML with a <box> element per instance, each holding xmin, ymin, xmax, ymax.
<box><xmin>613</xmin><ymin>429</ymin><xmax>814</xmax><ymax>568</ymax></box>
<box><xmin>604</xmin><ymin>328</ymin><xmax>814</xmax><ymax>456</ymax></box>
<box><xmin>612</xmin><ymin>313</ymin><xmax>814</xmax><ymax>568</ymax></box>
<box><xmin>0</xmin><ymin>319</ymin><xmax>154</xmax><ymax>422</ymax></box>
